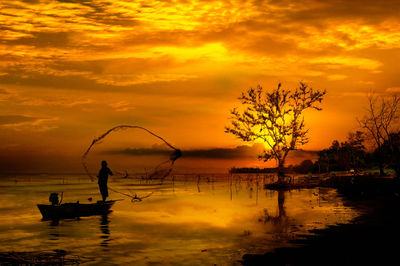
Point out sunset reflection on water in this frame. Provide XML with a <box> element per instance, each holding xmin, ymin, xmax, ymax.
<box><xmin>0</xmin><ymin>175</ymin><xmax>359</xmax><ymax>265</ymax></box>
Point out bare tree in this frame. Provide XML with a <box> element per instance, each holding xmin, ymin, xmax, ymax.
<box><xmin>225</xmin><ymin>82</ymin><xmax>326</xmax><ymax>182</ymax></box>
<box><xmin>358</xmin><ymin>93</ymin><xmax>400</xmax><ymax>176</ymax></box>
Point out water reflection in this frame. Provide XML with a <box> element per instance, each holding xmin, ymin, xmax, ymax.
<box><xmin>0</xmin><ymin>175</ymin><xmax>360</xmax><ymax>265</ymax></box>
<box><xmin>49</xmin><ymin>219</ymin><xmax>60</xmax><ymax>227</ymax></box>
<box><xmin>100</xmin><ymin>213</ymin><xmax>112</xmax><ymax>248</ymax></box>
<box><xmin>48</xmin><ymin>219</ymin><xmax>60</xmax><ymax>240</ymax></box>
<box><xmin>259</xmin><ymin>190</ymin><xmax>290</xmax><ymax>237</ymax></box>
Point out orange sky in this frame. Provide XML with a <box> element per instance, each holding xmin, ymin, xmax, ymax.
<box><xmin>1</xmin><ymin>0</ymin><xmax>400</xmax><ymax>172</ymax></box>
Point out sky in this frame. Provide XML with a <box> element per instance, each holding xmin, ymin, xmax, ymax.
<box><xmin>1</xmin><ymin>0</ymin><xmax>400</xmax><ymax>173</ymax></box>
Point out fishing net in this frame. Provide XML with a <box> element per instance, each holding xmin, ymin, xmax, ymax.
<box><xmin>82</xmin><ymin>125</ymin><xmax>181</xmax><ymax>183</ymax></box>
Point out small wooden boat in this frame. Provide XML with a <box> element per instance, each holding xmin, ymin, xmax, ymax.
<box><xmin>37</xmin><ymin>200</ymin><xmax>116</xmax><ymax>220</ymax></box>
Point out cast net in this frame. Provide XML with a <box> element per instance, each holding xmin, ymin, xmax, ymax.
<box><xmin>81</xmin><ymin>125</ymin><xmax>181</xmax><ymax>200</ymax></box>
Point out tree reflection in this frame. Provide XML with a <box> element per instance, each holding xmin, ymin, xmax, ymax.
<box><xmin>259</xmin><ymin>190</ymin><xmax>290</xmax><ymax>234</ymax></box>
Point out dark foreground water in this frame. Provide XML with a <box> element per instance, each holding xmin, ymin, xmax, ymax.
<box><xmin>0</xmin><ymin>174</ymin><xmax>359</xmax><ymax>265</ymax></box>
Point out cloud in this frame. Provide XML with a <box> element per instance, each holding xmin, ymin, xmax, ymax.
<box><xmin>0</xmin><ymin>0</ymin><xmax>398</xmax><ymax>103</ymax></box>
<box><xmin>386</xmin><ymin>87</ymin><xmax>400</xmax><ymax>93</ymax></box>
<box><xmin>0</xmin><ymin>115</ymin><xmax>58</xmax><ymax>131</ymax></box>
<box><xmin>7</xmin><ymin>31</ymin><xmax>72</xmax><ymax>48</ymax></box>
<box><xmin>284</xmin><ymin>0</ymin><xmax>400</xmax><ymax>24</ymax></box>
<box><xmin>1</xmin><ymin>0</ymin><xmax>400</xmax><ymax>165</ymax></box>
<box><xmin>326</xmin><ymin>74</ymin><xmax>347</xmax><ymax>81</ymax></box>
<box><xmin>17</xmin><ymin>97</ymin><xmax>95</xmax><ymax>107</ymax></box>
<box><xmin>182</xmin><ymin>145</ymin><xmax>262</xmax><ymax>159</ymax></box>
<box><xmin>107</xmin><ymin>143</ymin><xmax>317</xmax><ymax>160</ymax></box>
<box><xmin>340</xmin><ymin>92</ymin><xmax>368</xmax><ymax>97</ymax></box>
<box><xmin>106</xmin><ymin>144</ymin><xmax>262</xmax><ymax>158</ymax></box>
<box><xmin>0</xmin><ymin>115</ymin><xmax>38</xmax><ymax>125</ymax></box>
<box><xmin>309</xmin><ymin>56</ymin><xmax>382</xmax><ymax>71</ymax></box>
<box><xmin>108</xmin><ymin>101</ymin><xmax>135</xmax><ymax>112</ymax></box>
<box><xmin>0</xmin><ymin>88</ymin><xmax>10</xmax><ymax>94</ymax></box>
<box><xmin>88</xmin><ymin>73</ymin><xmax>198</xmax><ymax>86</ymax></box>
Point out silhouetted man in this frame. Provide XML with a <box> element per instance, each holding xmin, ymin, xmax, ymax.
<box><xmin>97</xmin><ymin>160</ymin><xmax>113</xmax><ymax>201</ymax></box>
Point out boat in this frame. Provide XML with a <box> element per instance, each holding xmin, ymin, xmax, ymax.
<box><xmin>37</xmin><ymin>200</ymin><xmax>116</xmax><ymax>220</ymax></box>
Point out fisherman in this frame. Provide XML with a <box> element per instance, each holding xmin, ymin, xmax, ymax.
<box><xmin>97</xmin><ymin>160</ymin><xmax>113</xmax><ymax>202</ymax></box>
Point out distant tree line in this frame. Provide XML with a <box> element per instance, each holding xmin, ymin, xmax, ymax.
<box><xmin>293</xmin><ymin>130</ymin><xmax>400</xmax><ymax>176</ymax></box>
<box><xmin>232</xmin><ymin>129</ymin><xmax>400</xmax><ymax>176</ymax></box>
<box><xmin>315</xmin><ymin>131</ymin><xmax>367</xmax><ymax>173</ymax></box>
<box><xmin>296</xmin><ymin>90</ymin><xmax>400</xmax><ymax>177</ymax></box>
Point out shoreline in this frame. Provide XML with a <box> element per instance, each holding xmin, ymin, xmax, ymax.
<box><xmin>242</xmin><ymin>177</ymin><xmax>400</xmax><ymax>265</ymax></box>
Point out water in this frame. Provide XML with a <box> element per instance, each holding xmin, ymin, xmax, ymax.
<box><xmin>0</xmin><ymin>174</ymin><xmax>360</xmax><ymax>265</ymax></box>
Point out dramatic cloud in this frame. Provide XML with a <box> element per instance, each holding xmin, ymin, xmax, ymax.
<box><xmin>1</xmin><ymin>0</ymin><xmax>399</xmax><ymax>90</ymax></box>
<box><xmin>1</xmin><ymin>0</ymin><xmax>400</xmax><ymax>172</ymax></box>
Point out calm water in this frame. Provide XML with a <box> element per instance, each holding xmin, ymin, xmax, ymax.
<box><xmin>0</xmin><ymin>174</ymin><xmax>360</xmax><ymax>265</ymax></box>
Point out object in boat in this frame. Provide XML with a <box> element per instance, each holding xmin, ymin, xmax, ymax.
<box><xmin>37</xmin><ymin>193</ymin><xmax>117</xmax><ymax>220</ymax></box>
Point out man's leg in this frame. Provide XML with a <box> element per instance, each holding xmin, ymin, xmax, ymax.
<box><xmin>103</xmin><ymin>183</ymin><xmax>108</xmax><ymax>201</ymax></box>
<box><xmin>99</xmin><ymin>183</ymin><xmax>108</xmax><ymax>201</ymax></box>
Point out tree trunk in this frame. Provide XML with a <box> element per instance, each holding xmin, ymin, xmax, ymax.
<box><xmin>277</xmin><ymin>160</ymin><xmax>285</xmax><ymax>183</ymax></box>
<box><xmin>378</xmin><ymin>160</ymin><xmax>385</xmax><ymax>176</ymax></box>
<box><xmin>376</xmin><ymin>147</ymin><xmax>385</xmax><ymax>176</ymax></box>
